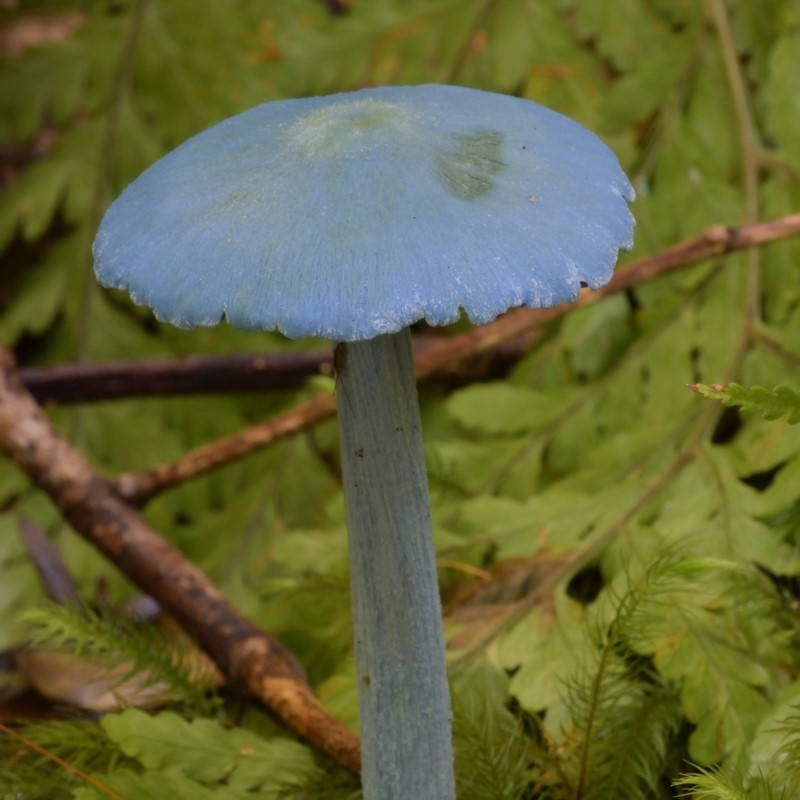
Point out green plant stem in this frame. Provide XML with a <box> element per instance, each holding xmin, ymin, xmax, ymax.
<box><xmin>336</xmin><ymin>330</ymin><xmax>455</xmax><ymax>800</ymax></box>
<box><xmin>709</xmin><ymin>0</ymin><xmax>762</xmax><ymax>329</ymax></box>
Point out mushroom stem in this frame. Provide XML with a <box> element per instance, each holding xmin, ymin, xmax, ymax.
<box><xmin>336</xmin><ymin>329</ymin><xmax>455</xmax><ymax>800</ymax></box>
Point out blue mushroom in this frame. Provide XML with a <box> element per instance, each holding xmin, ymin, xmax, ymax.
<box><xmin>94</xmin><ymin>84</ymin><xmax>634</xmax><ymax>800</ymax></box>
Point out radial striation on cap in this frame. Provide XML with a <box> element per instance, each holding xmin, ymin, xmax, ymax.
<box><xmin>94</xmin><ymin>84</ymin><xmax>635</xmax><ymax>342</ymax></box>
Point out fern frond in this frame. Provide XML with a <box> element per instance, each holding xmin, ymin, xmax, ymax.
<box><xmin>273</xmin><ymin>765</ymin><xmax>363</xmax><ymax>800</ymax></box>
<box><xmin>97</xmin><ymin>708</ymin><xmax>319</xmax><ymax>795</ymax></box>
<box><xmin>769</xmin><ymin>711</ymin><xmax>800</xmax><ymax>795</ymax></box>
<box><xmin>260</xmin><ymin>564</ymin><xmax>353</xmax><ymax>684</ymax></box>
<box><xmin>558</xmin><ymin>647</ymin><xmax>681</xmax><ymax>800</ymax></box>
<box><xmin>0</xmin><ymin>718</ymin><xmax>131</xmax><ymax>800</ymax></box>
<box><xmin>23</xmin><ymin>602</ymin><xmax>219</xmax><ymax>715</ymax></box>
<box><xmin>612</xmin><ymin>557</ymin><xmax>795</xmax><ymax>763</ymax></box>
<box><xmin>452</xmin><ymin>688</ymin><xmax>542</xmax><ymax>800</ymax></box>
<box><xmin>540</xmin><ymin>557</ymin><xmax>686</xmax><ymax>799</ymax></box>
<box><xmin>673</xmin><ymin>766</ymin><xmax>782</xmax><ymax>800</ymax></box>
<box><xmin>689</xmin><ymin>383</ymin><xmax>800</xmax><ymax>425</ymax></box>
<box><xmin>548</xmin><ymin>555</ymin><xmax>795</xmax><ymax>798</ymax></box>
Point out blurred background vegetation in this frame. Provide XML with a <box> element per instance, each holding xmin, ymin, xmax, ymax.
<box><xmin>2</xmin><ymin>1</ymin><xmax>800</xmax><ymax>798</ymax></box>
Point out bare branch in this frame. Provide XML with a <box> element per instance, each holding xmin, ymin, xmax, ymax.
<box><xmin>115</xmin><ymin>393</ymin><xmax>337</xmax><ymax>506</ymax></box>
<box><xmin>19</xmin><ymin>351</ymin><xmax>332</xmax><ymax>405</ymax></box>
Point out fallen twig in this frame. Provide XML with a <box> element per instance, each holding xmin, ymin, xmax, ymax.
<box><xmin>0</xmin><ymin>346</ymin><xmax>361</xmax><ymax>774</ymax></box>
<box><xmin>18</xmin><ymin>351</ymin><xmax>332</xmax><ymax>405</ymax></box>
<box><xmin>115</xmin><ymin>392</ymin><xmax>337</xmax><ymax>506</ymax></box>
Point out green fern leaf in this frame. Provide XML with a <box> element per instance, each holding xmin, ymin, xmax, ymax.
<box><xmin>0</xmin><ymin>717</ymin><xmax>132</xmax><ymax>800</ymax></box>
<box><xmin>673</xmin><ymin>766</ymin><xmax>780</xmax><ymax>800</ymax></box>
<box><xmin>451</xmin><ymin>660</ymin><xmax>541</xmax><ymax>800</ymax></box>
<box><xmin>771</xmin><ymin>712</ymin><xmax>800</xmax><ymax>796</ymax></box>
<box><xmin>446</xmin><ymin>381</ymin><xmax>573</xmax><ymax>437</ymax></box>
<box><xmin>100</xmin><ymin>708</ymin><xmax>316</xmax><ymax>793</ymax></box>
<box><xmin>561</xmin><ymin>657</ymin><xmax>682</xmax><ymax>800</ymax></box>
<box><xmin>691</xmin><ymin>383</ymin><xmax>800</xmax><ymax>424</ymax></box>
<box><xmin>0</xmin><ymin>241</ymin><xmax>73</xmax><ymax>340</ymax></box>
<box><xmin>72</xmin><ymin>768</ymin><xmax>227</xmax><ymax>800</ymax></box>
<box><xmin>24</xmin><ymin>603</ymin><xmax>218</xmax><ymax>713</ymax></box>
<box><xmin>622</xmin><ymin>559</ymin><xmax>785</xmax><ymax>763</ymax></box>
<box><xmin>749</xmin><ymin>682</ymin><xmax>800</xmax><ymax>797</ymax></box>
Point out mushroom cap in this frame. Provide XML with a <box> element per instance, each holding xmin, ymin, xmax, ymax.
<box><xmin>94</xmin><ymin>84</ymin><xmax>634</xmax><ymax>342</ymax></box>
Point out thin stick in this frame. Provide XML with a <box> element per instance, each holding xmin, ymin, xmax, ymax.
<box><xmin>115</xmin><ymin>212</ymin><xmax>800</xmax><ymax>504</ymax></box>
<box><xmin>19</xmin><ymin>351</ymin><xmax>331</xmax><ymax>405</ymax></box>
<box><xmin>0</xmin><ymin>347</ymin><xmax>360</xmax><ymax>775</ymax></box>
<box><xmin>114</xmin><ymin>392</ymin><xmax>336</xmax><ymax>506</ymax></box>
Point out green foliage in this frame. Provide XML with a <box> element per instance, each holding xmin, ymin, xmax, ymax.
<box><xmin>614</xmin><ymin>559</ymin><xmax>792</xmax><ymax>764</ymax></box>
<box><xmin>95</xmin><ymin>708</ymin><xmax>317</xmax><ymax>796</ymax></box>
<box><xmin>560</xmin><ymin>660</ymin><xmax>680</xmax><ymax>800</ymax></box>
<box><xmin>3</xmin><ymin>0</ymin><xmax>800</xmax><ymax>798</ymax></box>
<box><xmin>451</xmin><ymin>660</ymin><xmax>541</xmax><ymax>800</ymax></box>
<box><xmin>747</xmin><ymin>681</ymin><xmax>800</xmax><ymax>796</ymax></box>
<box><xmin>24</xmin><ymin>602</ymin><xmax>220</xmax><ymax>713</ymax></box>
<box><xmin>496</xmin><ymin>557</ymin><xmax>797</xmax><ymax>796</ymax></box>
<box><xmin>0</xmin><ymin>718</ymin><xmax>134</xmax><ymax>800</ymax></box>
<box><xmin>692</xmin><ymin>382</ymin><xmax>800</xmax><ymax>424</ymax></box>
<box><xmin>673</xmin><ymin>768</ymin><xmax>780</xmax><ymax>800</ymax></box>
<box><xmin>549</xmin><ymin>568</ymin><xmax>686</xmax><ymax>800</ymax></box>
